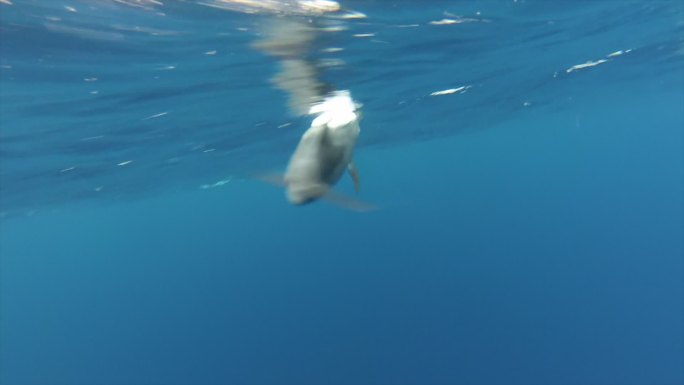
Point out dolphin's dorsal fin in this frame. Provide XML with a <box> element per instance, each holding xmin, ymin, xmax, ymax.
<box><xmin>347</xmin><ymin>160</ymin><xmax>361</xmax><ymax>193</ymax></box>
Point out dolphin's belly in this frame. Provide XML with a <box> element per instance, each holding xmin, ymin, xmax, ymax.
<box><xmin>283</xmin><ymin>127</ymin><xmax>330</xmax><ymax>203</ymax></box>
<box><xmin>318</xmin><ymin>143</ymin><xmax>350</xmax><ymax>184</ymax></box>
<box><xmin>286</xmin><ymin>136</ymin><xmax>346</xmax><ymax>184</ymax></box>
<box><xmin>285</xmin><ymin>126</ymin><xmax>326</xmax><ymax>183</ymax></box>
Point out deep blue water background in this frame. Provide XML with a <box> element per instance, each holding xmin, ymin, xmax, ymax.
<box><xmin>1</xmin><ymin>1</ymin><xmax>683</xmax><ymax>384</ymax></box>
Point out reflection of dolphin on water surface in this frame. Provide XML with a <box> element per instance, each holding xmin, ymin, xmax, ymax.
<box><xmin>203</xmin><ymin>0</ymin><xmax>343</xmax><ymax>16</ymax></box>
<box><xmin>231</xmin><ymin>0</ymin><xmax>373</xmax><ymax>210</ymax></box>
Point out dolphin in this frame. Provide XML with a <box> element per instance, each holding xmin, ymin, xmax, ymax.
<box><xmin>280</xmin><ymin>91</ymin><xmax>370</xmax><ymax>210</ymax></box>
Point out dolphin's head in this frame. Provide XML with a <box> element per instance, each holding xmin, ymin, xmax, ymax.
<box><xmin>286</xmin><ymin>182</ymin><xmax>330</xmax><ymax>205</ymax></box>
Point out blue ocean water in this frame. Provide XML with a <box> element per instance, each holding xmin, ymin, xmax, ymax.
<box><xmin>1</xmin><ymin>1</ymin><xmax>683</xmax><ymax>384</ymax></box>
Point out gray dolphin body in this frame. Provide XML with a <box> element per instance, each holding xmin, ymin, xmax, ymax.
<box><xmin>284</xmin><ymin>91</ymin><xmax>361</xmax><ymax>205</ymax></box>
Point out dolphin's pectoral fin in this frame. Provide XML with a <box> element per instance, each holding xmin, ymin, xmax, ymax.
<box><xmin>322</xmin><ymin>189</ymin><xmax>376</xmax><ymax>212</ymax></box>
<box><xmin>254</xmin><ymin>172</ymin><xmax>286</xmax><ymax>187</ymax></box>
<box><xmin>347</xmin><ymin>160</ymin><xmax>361</xmax><ymax>193</ymax></box>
